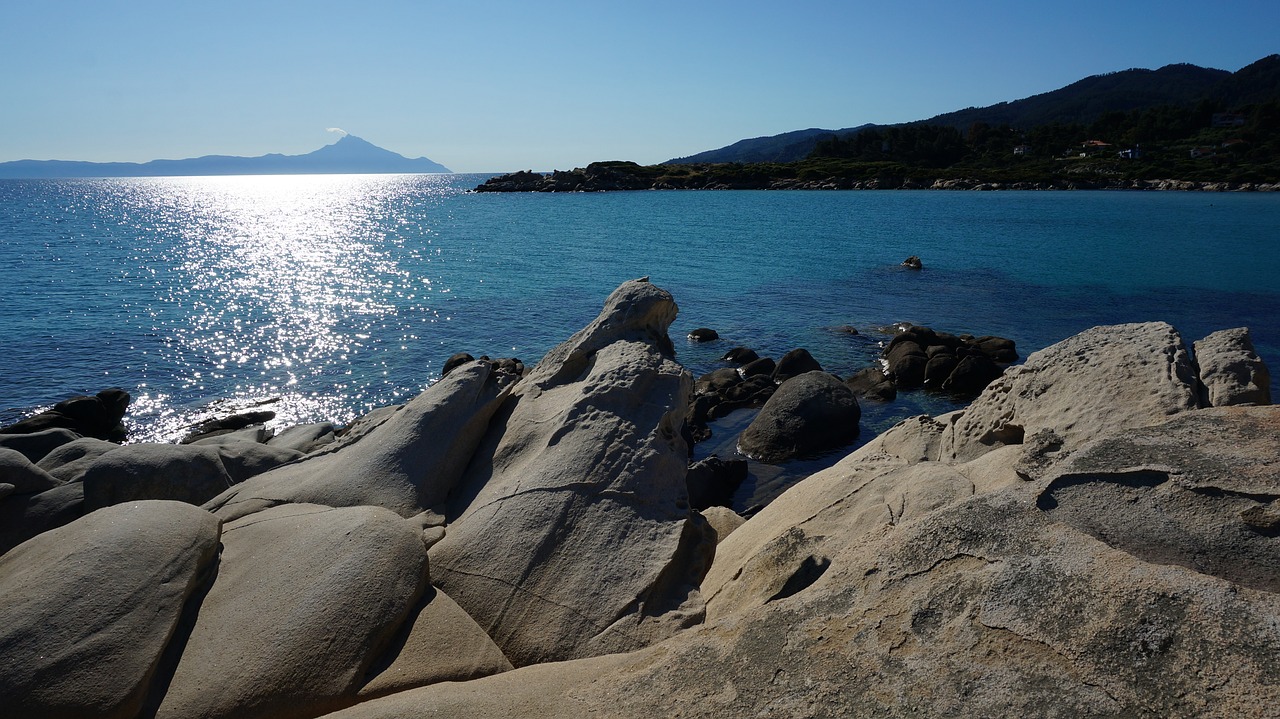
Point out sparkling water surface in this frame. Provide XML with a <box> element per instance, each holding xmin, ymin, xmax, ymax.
<box><xmin>3</xmin><ymin>175</ymin><xmax>1278</xmax><ymax>506</ymax></box>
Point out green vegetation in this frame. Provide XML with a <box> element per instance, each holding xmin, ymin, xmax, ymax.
<box><xmin>803</xmin><ymin>97</ymin><xmax>1280</xmax><ymax>184</ymax></box>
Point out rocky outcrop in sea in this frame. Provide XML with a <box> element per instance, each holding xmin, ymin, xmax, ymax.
<box><xmin>474</xmin><ymin>165</ymin><xmax>1280</xmax><ymax>193</ymax></box>
<box><xmin>1</xmin><ymin>279</ymin><xmax>1277</xmax><ymax>718</ymax></box>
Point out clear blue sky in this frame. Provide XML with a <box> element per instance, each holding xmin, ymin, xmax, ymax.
<box><xmin>1</xmin><ymin>1</ymin><xmax>1275</xmax><ymax>172</ymax></box>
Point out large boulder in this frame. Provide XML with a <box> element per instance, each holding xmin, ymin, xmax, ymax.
<box><xmin>35</xmin><ymin>437</ymin><xmax>121</xmax><ymax>482</ymax></box>
<box><xmin>771</xmin><ymin>348</ymin><xmax>822</xmax><ymax>383</ymax></box>
<box><xmin>203</xmin><ymin>360</ymin><xmax>516</xmax><ymax>522</ymax></box>
<box><xmin>1194</xmin><ymin>327</ymin><xmax>1271</xmax><ymax>406</ymax></box>
<box><xmin>429</xmin><ymin>279</ymin><xmax>714</xmax><ymax>667</ymax></box>
<box><xmin>320</xmin><ymin>406</ymin><xmax>1280</xmax><ymax>718</ymax></box>
<box><xmin>738</xmin><ymin>371</ymin><xmax>861</xmax><ymax>463</ymax></box>
<box><xmin>0</xmin><ymin>447</ymin><xmax>63</xmax><ymax>494</ymax></box>
<box><xmin>155</xmin><ymin>503</ymin><xmax>428</xmax><ymax>719</ymax></box>
<box><xmin>0</xmin><ymin>428</ymin><xmax>83</xmax><ymax>464</ymax></box>
<box><xmin>357</xmin><ymin>586</ymin><xmax>513</xmax><ymax>700</ymax></box>
<box><xmin>83</xmin><ymin>442</ymin><xmax>302</xmax><ymax>511</ymax></box>
<box><xmin>940</xmin><ymin>322</ymin><xmax>1201</xmax><ymax>462</ymax></box>
<box><xmin>0</xmin><ymin>482</ymin><xmax>86</xmax><ymax>555</ymax></box>
<box><xmin>0</xmin><ymin>501</ymin><xmax>220</xmax><ymax>719</ymax></box>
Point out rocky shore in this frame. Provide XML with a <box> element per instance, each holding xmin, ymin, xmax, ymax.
<box><xmin>1</xmin><ymin>279</ymin><xmax>1277</xmax><ymax>718</ymax></box>
<box><xmin>474</xmin><ymin>163</ymin><xmax>1280</xmax><ymax>193</ymax></box>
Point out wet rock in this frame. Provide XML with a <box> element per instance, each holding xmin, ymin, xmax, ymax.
<box><xmin>687</xmin><ymin>328</ymin><xmax>719</xmax><ymax>342</ymax></box>
<box><xmin>1</xmin><ymin>389</ymin><xmax>130</xmax><ymax>441</ymax></box>
<box><xmin>844</xmin><ymin>367</ymin><xmax>897</xmax><ymax>402</ymax></box>
<box><xmin>739</xmin><ymin>371</ymin><xmax>861</xmax><ymax>463</ymax></box>
<box><xmin>441</xmin><ymin>352</ymin><xmax>475</xmax><ymax>378</ymax></box>
<box><xmin>721</xmin><ymin>347</ymin><xmax>759</xmax><ymax>365</ymax></box>
<box><xmin>771</xmin><ymin>348</ymin><xmax>823</xmax><ymax>383</ymax></box>
<box><xmin>902</xmin><ymin>255</ymin><xmax>923</xmax><ymax>269</ymax></box>
<box><xmin>685</xmin><ymin>455</ymin><xmax>748</xmax><ymax>510</ymax></box>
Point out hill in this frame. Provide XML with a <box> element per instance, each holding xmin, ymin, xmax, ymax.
<box><xmin>667</xmin><ymin>55</ymin><xmax>1280</xmax><ymax>165</ymax></box>
<box><xmin>0</xmin><ymin>134</ymin><xmax>451</xmax><ymax>178</ymax></box>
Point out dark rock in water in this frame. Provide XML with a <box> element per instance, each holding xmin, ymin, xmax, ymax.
<box><xmin>974</xmin><ymin>335</ymin><xmax>1018</xmax><ymax>363</ymax></box>
<box><xmin>738</xmin><ymin>371</ymin><xmax>861</xmax><ymax>463</ymax></box>
<box><xmin>772</xmin><ymin>349</ymin><xmax>823</xmax><ymax>383</ymax></box>
<box><xmin>740</xmin><ymin>357</ymin><xmax>777</xmax><ymax>379</ymax></box>
<box><xmin>180</xmin><ymin>411</ymin><xmax>276</xmax><ymax>444</ymax></box>
<box><xmin>721</xmin><ymin>375</ymin><xmax>775</xmax><ymax>405</ymax></box>
<box><xmin>695</xmin><ymin>368</ymin><xmax>742</xmax><ymax>396</ymax></box>
<box><xmin>845</xmin><ymin>367</ymin><xmax>897</xmax><ymax>402</ymax></box>
<box><xmin>1</xmin><ymin>389</ymin><xmax>131</xmax><ymax>442</ymax></box>
<box><xmin>942</xmin><ymin>353</ymin><xmax>1004</xmax><ymax>396</ymax></box>
<box><xmin>923</xmin><ymin>351</ymin><xmax>959</xmax><ymax>388</ymax></box>
<box><xmin>885</xmin><ymin>341</ymin><xmax>928</xmax><ymax>389</ymax></box>
<box><xmin>721</xmin><ymin>347</ymin><xmax>759</xmax><ymax>365</ymax></box>
<box><xmin>685</xmin><ymin>455</ymin><xmax>749</xmax><ymax>511</ymax></box>
<box><xmin>902</xmin><ymin>255</ymin><xmax>923</xmax><ymax>270</ymax></box>
<box><xmin>831</xmin><ymin>325</ymin><xmax>860</xmax><ymax>335</ymax></box>
<box><xmin>442</xmin><ymin>352</ymin><xmax>475</xmax><ymax>378</ymax></box>
<box><xmin>687</xmin><ymin>328</ymin><xmax>719</xmax><ymax>342</ymax></box>
<box><xmin>879</xmin><ymin>325</ymin><xmax>1017</xmax><ymax>398</ymax></box>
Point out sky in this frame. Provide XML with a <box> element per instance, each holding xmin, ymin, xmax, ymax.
<box><xmin>1</xmin><ymin>1</ymin><xmax>1276</xmax><ymax>173</ymax></box>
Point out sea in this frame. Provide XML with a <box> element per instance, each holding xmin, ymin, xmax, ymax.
<box><xmin>3</xmin><ymin>174</ymin><xmax>1278</xmax><ymax>507</ymax></box>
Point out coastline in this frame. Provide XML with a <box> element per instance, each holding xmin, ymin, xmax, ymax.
<box><xmin>474</xmin><ymin>164</ymin><xmax>1280</xmax><ymax>193</ymax></box>
<box><xmin>1</xmin><ymin>279</ymin><xmax>1277</xmax><ymax>717</ymax></box>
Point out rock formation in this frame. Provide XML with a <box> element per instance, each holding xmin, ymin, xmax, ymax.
<box><xmin>2</xmin><ymin>281</ymin><xmax>1278</xmax><ymax>719</ymax></box>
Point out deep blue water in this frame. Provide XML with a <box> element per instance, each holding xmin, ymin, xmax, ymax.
<box><xmin>3</xmin><ymin>175</ymin><xmax>1278</xmax><ymax>505</ymax></box>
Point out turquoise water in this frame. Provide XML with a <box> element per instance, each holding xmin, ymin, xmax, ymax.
<box><xmin>3</xmin><ymin>175</ymin><xmax>1278</xmax><ymax>485</ymax></box>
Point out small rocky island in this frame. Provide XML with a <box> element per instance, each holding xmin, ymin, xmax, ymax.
<box><xmin>1</xmin><ymin>279</ymin><xmax>1277</xmax><ymax>718</ymax></box>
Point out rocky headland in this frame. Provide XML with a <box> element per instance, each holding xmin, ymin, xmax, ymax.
<box><xmin>1</xmin><ymin>279</ymin><xmax>1277</xmax><ymax>718</ymax></box>
<box><xmin>474</xmin><ymin>163</ymin><xmax>1280</xmax><ymax>193</ymax></box>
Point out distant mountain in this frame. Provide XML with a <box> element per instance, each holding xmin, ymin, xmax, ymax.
<box><xmin>0</xmin><ymin>134</ymin><xmax>451</xmax><ymax>178</ymax></box>
<box><xmin>666</xmin><ymin>55</ymin><xmax>1280</xmax><ymax>165</ymax></box>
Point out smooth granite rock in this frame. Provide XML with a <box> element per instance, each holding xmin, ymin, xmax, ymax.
<box><xmin>35</xmin><ymin>436</ymin><xmax>121</xmax><ymax>482</ymax></box>
<box><xmin>267</xmin><ymin>422</ymin><xmax>338</xmax><ymax>454</ymax></box>
<box><xmin>320</xmin><ymin>406</ymin><xmax>1280</xmax><ymax>719</ymax></box>
<box><xmin>940</xmin><ymin>322</ymin><xmax>1201</xmax><ymax>462</ymax></box>
<box><xmin>82</xmin><ymin>442</ymin><xmax>301</xmax><ymax>511</ymax></box>
<box><xmin>0</xmin><ymin>482</ymin><xmax>86</xmax><ymax>555</ymax></box>
<box><xmin>155</xmin><ymin>503</ymin><xmax>427</xmax><ymax>719</ymax></box>
<box><xmin>0</xmin><ymin>428</ymin><xmax>83</xmax><ymax>464</ymax></box>
<box><xmin>204</xmin><ymin>360</ymin><xmax>515</xmax><ymax>521</ymax></box>
<box><xmin>0</xmin><ymin>501</ymin><xmax>220</xmax><ymax>719</ymax></box>
<box><xmin>1194</xmin><ymin>326</ymin><xmax>1272</xmax><ymax>406</ymax></box>
<box><xmin>358</xmin><ymin>585</ymin><xmax>513</xmax><ymax>700</ymax></box>
<box><xmin>0</xmin><ymin>447</ymin><xmax>64</xmax><ymax>494</ymax></box>
<box><xmin>430</xmin><ymin>279</ymin><xmax>714</xmax><ymax>667</ymax></box>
